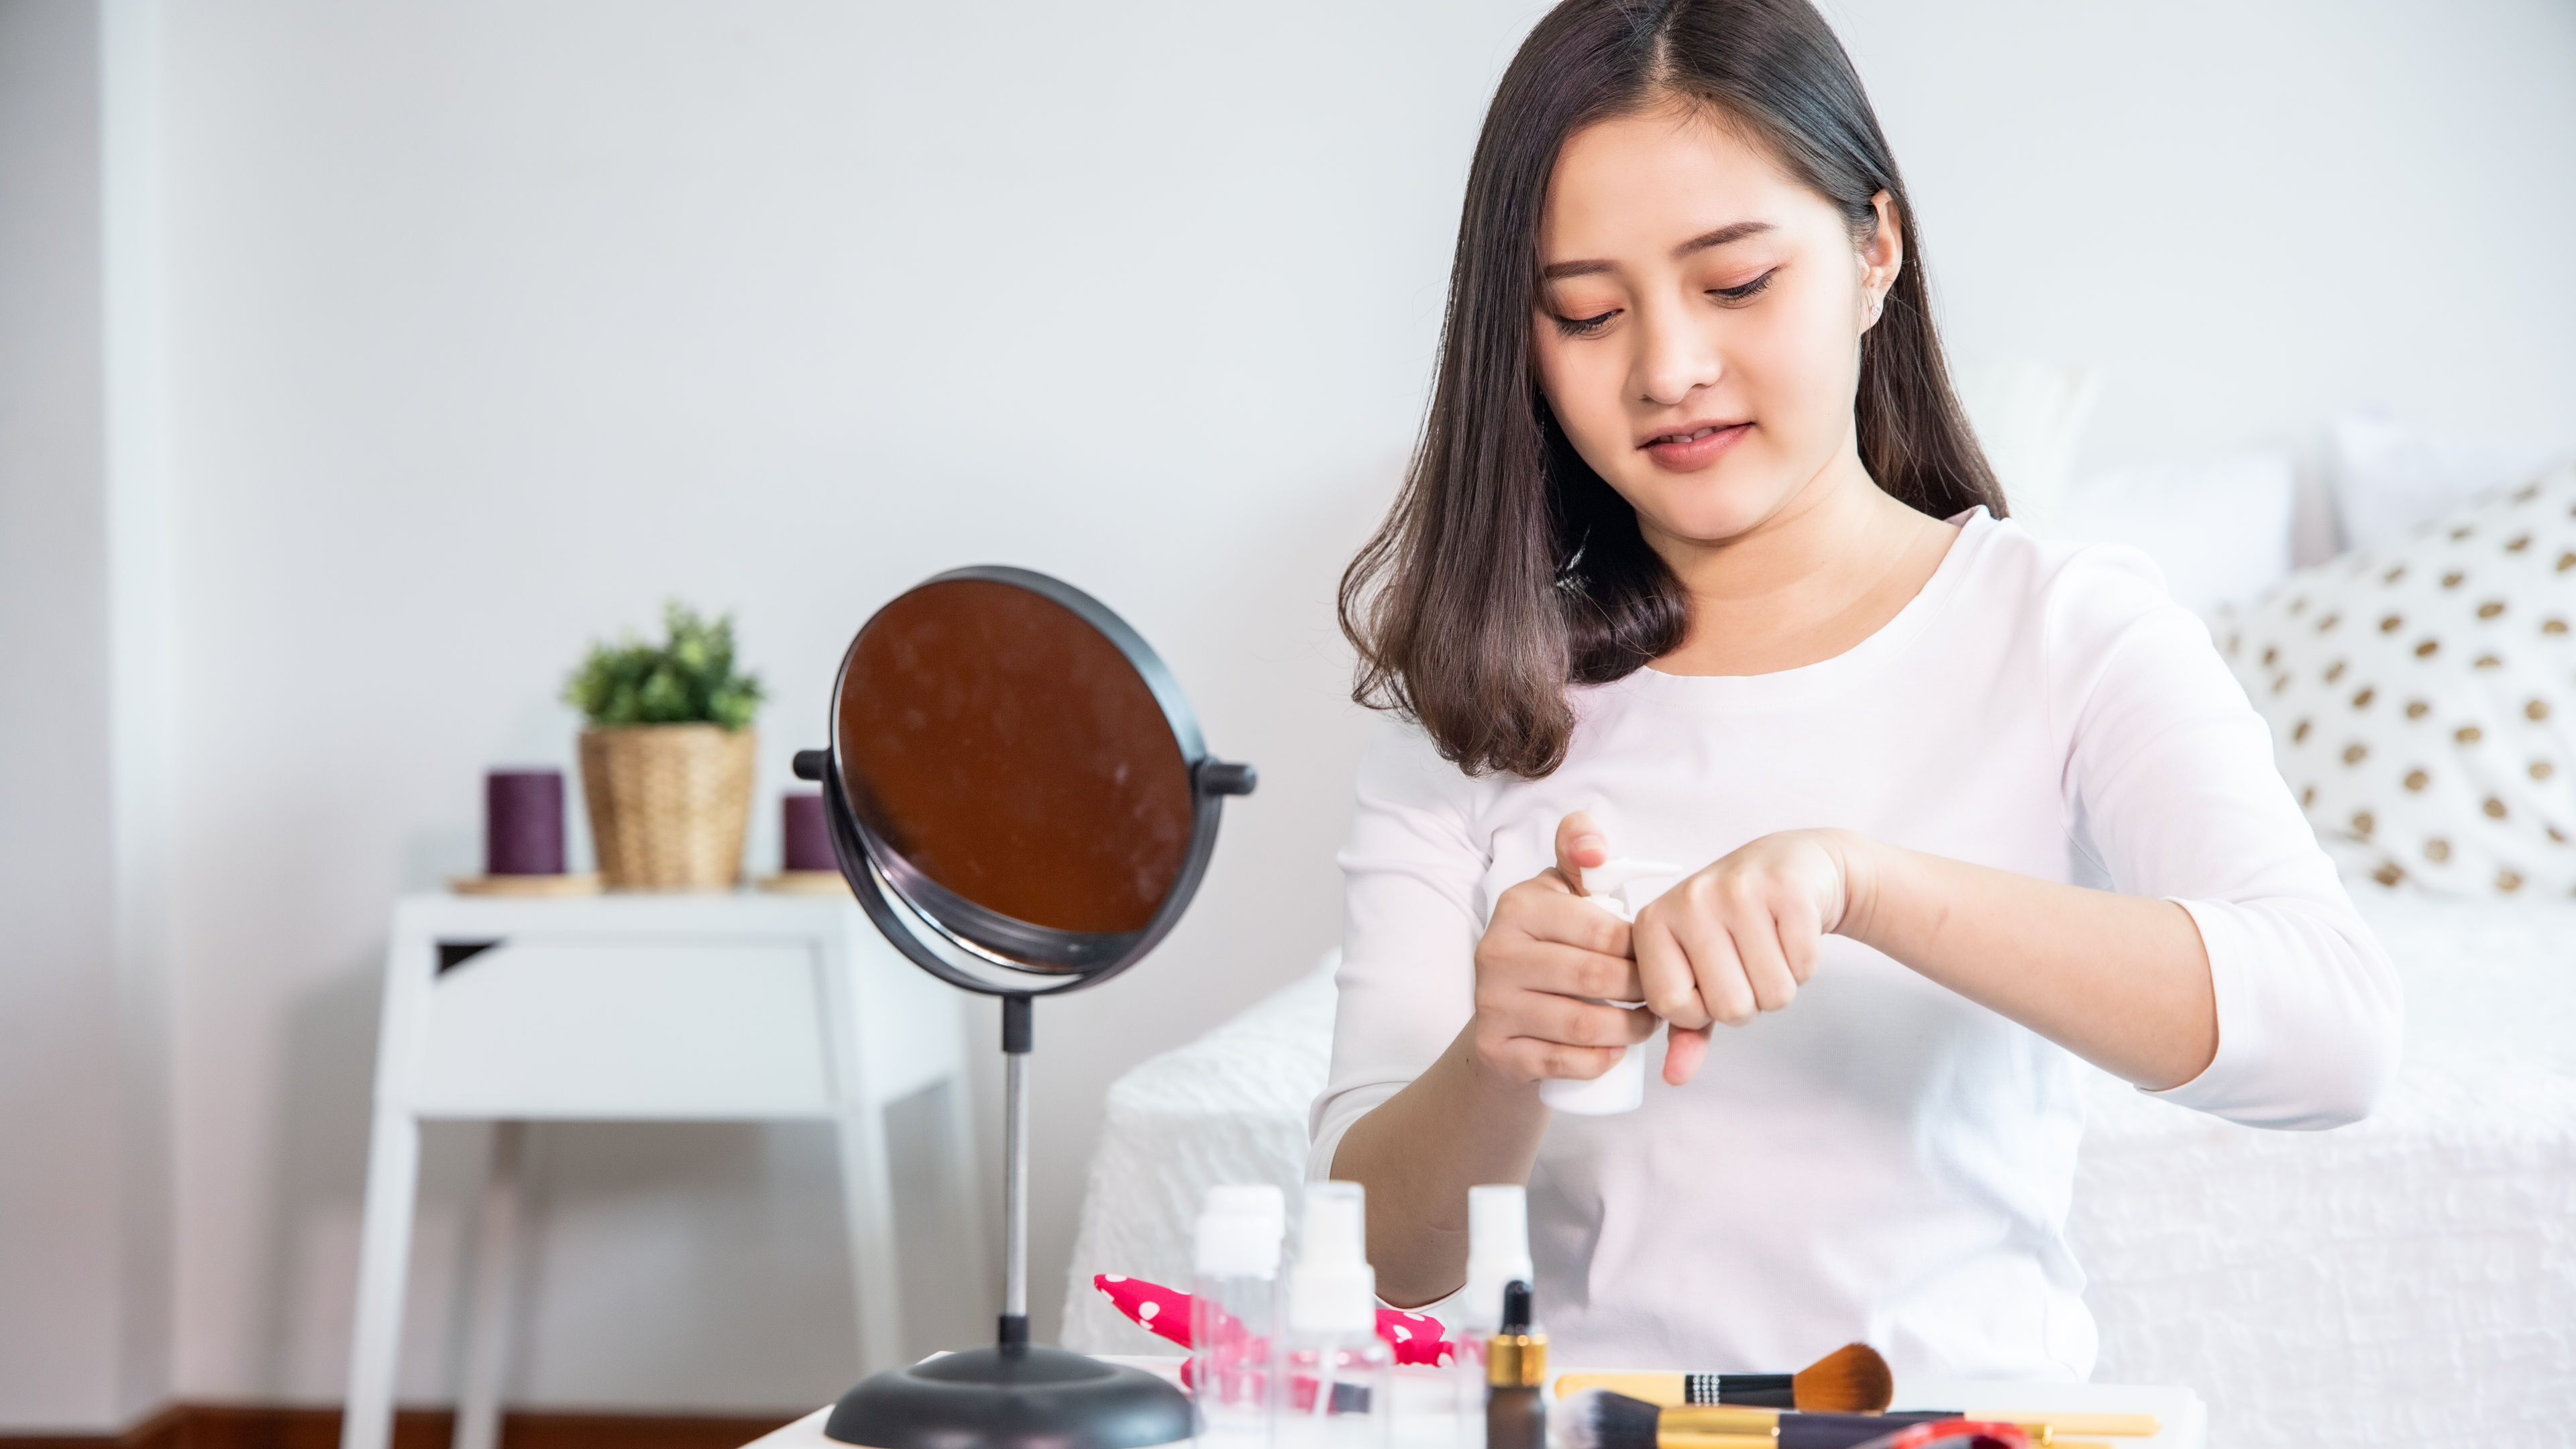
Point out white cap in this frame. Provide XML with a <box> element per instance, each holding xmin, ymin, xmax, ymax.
<box><xmin>1286</xmin><ymin>1181</ymin><xmax>1377</xmax><ymax>1333</ymax></box>
<box><xmin>1580</xmin><ymin>857</ymin><xmax>1687</xmax><ymax>919</ymax></box>
<box><xmin>1458</xmin><ymin>1184</ymin><xmax>1534</xmax><ymax>1333</ymax></box>
<box><xmin>1195</xmin><ymin>1183</ymin><xmax>1285</xmax><ymax>1278</ymax></box>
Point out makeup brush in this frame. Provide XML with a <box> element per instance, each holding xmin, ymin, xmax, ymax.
<box><xmin>1555</xmin><ymin>1343</ymin><xmax>1896</xmax><ymax>1413</ymax></box>
<box><xmin>1565</xmin><ymin>1416</ymin><xmax>2043</xmax><ymax>1449</ymax></box>
<box><xmin>1553</xmin><ymin>1390</ymin><xmax>2158</xmax><ymax>1449</ymax></box>
<box><xmin>1553</xmin><ymin>1391</ymin><xmax>1958</xmax><ymax>1449</ymax></box>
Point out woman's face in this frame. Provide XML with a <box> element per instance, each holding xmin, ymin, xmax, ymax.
<box><xmin>1531</xmin><ymin>105</ymin><xmax>1898</xmax><ymax>546</ymax></box>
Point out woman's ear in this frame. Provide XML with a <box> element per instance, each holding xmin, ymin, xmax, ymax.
<box><xmin>1858</xmin><ymin>189</ymin><xmax>1902</xmax><ymax>329</ymax></box>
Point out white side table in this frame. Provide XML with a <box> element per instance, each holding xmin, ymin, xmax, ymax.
<box><xmin>341</xmin><ymin>891</ymin><xmax>986</xmax><ymax>1449</ymax></box>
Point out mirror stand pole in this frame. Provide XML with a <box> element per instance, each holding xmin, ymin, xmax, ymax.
<box><xmin>999</xmin><ymin>993</ymin><xmax>1034</xmax><ymax>1348</ymax></box>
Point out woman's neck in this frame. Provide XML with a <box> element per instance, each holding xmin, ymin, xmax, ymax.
<box><xmin>1641</xmin><ymin>443</ymin><xmax>1959</xmax><ymax>678</ymax></box>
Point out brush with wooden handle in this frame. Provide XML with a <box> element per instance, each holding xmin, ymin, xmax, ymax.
<box><xmin>1554</xmin><ymin>1344</ymin><xmax>1896</xmax><ymax>1413</ymax></box>
<box><xmin>1552</xmin><ymin>1390</ymin><xmax>2162</xmax><ymax>1449</ymax></box>
<box><xmin>1638</xmin><ymin>1423</ymin><xmax>2040</xmax><ymax>1444</ymax></box>
<box><xmin>1658</xmin><ymin>1410</ymin><xmax>2158</xmax><ymax>1441</ymax></box>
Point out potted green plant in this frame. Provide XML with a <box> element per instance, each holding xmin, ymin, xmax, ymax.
<box><xmin>564</xmin><ymin>601</ymin><xmax>766</xmax><ymax>890</ymax></box>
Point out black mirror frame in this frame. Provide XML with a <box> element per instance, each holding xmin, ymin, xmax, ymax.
<box><xmin>802</xmin><ymin>564</ymin><xmax>1255</xmax><ymax>999</ymax></box>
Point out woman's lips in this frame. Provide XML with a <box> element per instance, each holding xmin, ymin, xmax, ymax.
<box><xmin>1641</xmin><ymin>421</ymin><xmax>1750</xmax><ymax>472</ymax></box>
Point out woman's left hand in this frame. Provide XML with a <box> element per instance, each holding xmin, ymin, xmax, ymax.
<box><xmin>1631</xmin><ymin>828</ymin><xmax>1872</xmax><ymax>1085</ymax></box>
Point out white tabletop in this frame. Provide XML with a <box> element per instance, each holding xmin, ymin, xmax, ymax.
<box><xmin>741</xmin><ymin>1358</ymin><xmax>2204</xmax><ymax>1449</ymax></box>
<box><xmin>1892</xmin><ymin>1377</ymin><xmax>2204</xmax><ymax>1449</ymax></box>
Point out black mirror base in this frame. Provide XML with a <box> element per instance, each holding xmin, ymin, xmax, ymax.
<box><xmin>822</xmin><ymin>1344</ymin><xmax>1193</xmax><ymax>1449</ymax></box>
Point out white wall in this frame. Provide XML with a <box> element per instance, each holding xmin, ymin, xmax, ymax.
<box><xmin>0</xmin><ymin>0</ymin><xmax>176</xmax><ymax>1429</ymax></box>
<box><xmin>6</xmin><ymin>0</ymin><xmax>2572</xmax><ymax>1428</ymax></box>
<box><xmin>1836</xmin><ymin>0</ymin><xmax>2576</xmax><ymax>480</ymax></box>
<box><xmin>0</xmin><ymin>0</ymin><xmax>123</xmax><ymax>1427</ymax></box>
<box><xmin>148</xmin><ymin>0</ymin><xmax>1546</xmax><ymax>1415</ymax></box>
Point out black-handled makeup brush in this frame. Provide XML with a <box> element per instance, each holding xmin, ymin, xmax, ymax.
<box><xmin>1553</xmin><ymin>1391</ymin><xmax>1965</xmax><ymax>1449</ymax></box>
<box><xmin>1553</xmin><ymin>1344</ymin><xmax>1895</xmax><ymax>1413</ymax></box>
<box><xmin>1553</xmin><ymin>1389</ymin><xmax>2157</xmax><ymax>1449</ymax></box>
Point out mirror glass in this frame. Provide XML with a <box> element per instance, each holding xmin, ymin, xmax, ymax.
<box><xmin>833</xmin><ymin>576</ymin><xmax>1197</xmax><ymax>960</ymax></box>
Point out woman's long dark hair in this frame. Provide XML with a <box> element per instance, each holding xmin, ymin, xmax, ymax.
<box><xmin>1339</xmin><ymin>0</ymin><xmax>2004</xmax><ymax>779</ymax></box>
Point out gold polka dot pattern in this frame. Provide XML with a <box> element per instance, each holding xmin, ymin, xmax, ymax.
<box><xmin>2216</xmin><ymin>458</ymin><xmax>2576</xmax><ymax>897</ymax></box>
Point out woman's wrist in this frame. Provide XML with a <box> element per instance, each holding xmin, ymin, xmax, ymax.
<box><xmin>1819</xmin><ymin>827</ymin><xmax>1897</xmax><ymax>945</ymax></box>
<box><xmin>1454</xmin><ymin>1015</ymin><xmax>1553</xmax><ymax>1106</ymax></box>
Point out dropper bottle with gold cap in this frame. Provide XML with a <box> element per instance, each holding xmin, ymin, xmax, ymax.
<box><xmin>1485</xmin><ymin>1280</ymin><xmax>1546</xmax><ymax>1449</ymax></box>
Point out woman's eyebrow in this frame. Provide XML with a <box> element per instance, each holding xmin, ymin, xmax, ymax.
<box><xmin>1539</xmin><ymin>221</ymin><xmax>1776</xmax><ymax>281</ymax></box>
<box><xmin>1672</xmin><ymin>221</ymin><xmax>1774</xmax><ymax>259</ymax></box>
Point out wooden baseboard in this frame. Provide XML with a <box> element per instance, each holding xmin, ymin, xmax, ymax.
<box><xmin>0</xmin><ymin>1403</ymin><xmax>803</xmax><ymax>1449</ymax></box>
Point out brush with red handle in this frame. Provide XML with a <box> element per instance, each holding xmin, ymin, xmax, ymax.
<box><xmin>1092</xmin><ymin>1274</ymin><xmax>1458</xmax><ymax>1367</ymax></box>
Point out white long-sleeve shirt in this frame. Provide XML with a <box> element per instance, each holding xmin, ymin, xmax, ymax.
<box><xmin>1307</xmin><ymin>509</ymin><xmax>2401</xmax><ymax>1381</ymax></box>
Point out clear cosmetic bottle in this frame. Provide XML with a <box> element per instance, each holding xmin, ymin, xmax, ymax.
<box><xmin>1191</xmin><ymin>1185</ymin><xmax>1285</xmax><ymax>1449</ymax></box>
<box><xmin>1272</xmin><ymin>1182</ymin><xmax>1392</xmax><ymax>1449</ymax></box>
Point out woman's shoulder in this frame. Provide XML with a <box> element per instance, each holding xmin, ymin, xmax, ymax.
<box><xmin>1953</xmin><ymin>508</ymin><xmax>2193</xmax><ymax>639</ymax></box>
<box><xmin>1948</xmin><ymin>511</ymin><xmax>2239</xmax><ymax>749</ymax></box>
<box><xmin>1352</xmin><ymin>713</ymin><xmax>1501</xmax><ymax>813</ymax></box>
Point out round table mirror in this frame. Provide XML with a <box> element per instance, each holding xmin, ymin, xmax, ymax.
<box><xmin>790</xmin><ymin>566</ymin><xmax>1255</xmax><ymax>1449</ymax></box>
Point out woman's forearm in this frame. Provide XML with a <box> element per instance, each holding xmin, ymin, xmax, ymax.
<box><xmin>1833</xmin><ymin>833</ymin><xmax>2218</xmax><ymax>1090</ymax></box>
<box><xmin>1328</xmin><ymin>1020</ymin><xmax>1554</xmax><ymax>1307</ymax></box>
<box><xmin>1332</xmin><ymin>829</ymin><xmax>2218</xmax><ymax>1305</ymax></box>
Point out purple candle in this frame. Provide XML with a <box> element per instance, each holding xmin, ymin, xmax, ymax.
<box><xmin>783</xmin><ymin>792</ymin><xmax>835</xmax><ymax>872</ymax></box>
<box><xmin>486</xmin><ymin>769</ymin><xmax>566</xmax><ymax>876</ymax></box>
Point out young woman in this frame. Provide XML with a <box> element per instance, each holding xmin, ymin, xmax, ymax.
<box><xmin>1316</xmin><ymin>0</ymin><xmax>2400</xmax><ymax>1379</ymax></box>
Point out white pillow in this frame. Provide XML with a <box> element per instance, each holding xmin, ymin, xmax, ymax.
<box><xmin>2055</xmin><ymin>451</ymin><xmax>2297</xmax><ymax>619</ymax></box>
<box><xmin>1951</xmin><ymin>359</ymin><xmax>2100</xmax><ymax>533</ymax></box>
<box><xmin>2326</xmin><ymin>407</ymin><xmax>2560</xmax><ymax>554</ymax></box>
<box><xmin>2216</xmin><ymin>458</ymin><xmax>2576</xmax><ymax>897</ymax></box>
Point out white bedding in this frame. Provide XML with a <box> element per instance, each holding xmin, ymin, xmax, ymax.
<box><xmin>1061</xmin><ymin>889</ymin><xmax>2576</xmax><ymax>1449</ymax></box>
<box><xmin>2073</xmin><ymin>890</ymin><xmax>2576</xmax><ymax>1446</ymax></box>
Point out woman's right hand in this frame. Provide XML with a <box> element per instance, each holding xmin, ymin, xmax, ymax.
<box><xmin>1468</xmin><ymin>810</ymin><xmax>1660</xmax><ymax>1087</ymax></box>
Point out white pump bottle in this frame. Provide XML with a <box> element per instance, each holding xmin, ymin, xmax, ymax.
<box><xmin>1273</xmin><ymin>1182</ymin><xmax>1392</xmax><ymax>1449</ymax></box>
<box><xmin>1451</xmin><ymin>1184</ymin><xmax>1536</xmax><ymax>1446</ymax></box>
<box><xmin>1538</xmin><ymin>858</ymin><xmax>1684</xmax><ymax>1116</ymax></box>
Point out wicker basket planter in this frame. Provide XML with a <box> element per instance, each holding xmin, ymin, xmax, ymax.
<box><xmin>578</xmin><ymin>724</ymin><xmax>757</xmax><ymax>890</ymax></box>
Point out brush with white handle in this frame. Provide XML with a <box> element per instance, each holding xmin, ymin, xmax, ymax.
<box><xmin>1539</xmin><ymin>857</ymin><xmax>1685</xmax><ymax>1116</ymax></box>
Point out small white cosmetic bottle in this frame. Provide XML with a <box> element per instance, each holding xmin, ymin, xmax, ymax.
<box><xmin>1191</xmin><ymin>1184</ymin><xmax>1285</xmax><ymax>1449</ymax></box>
<box><xmin>1272</xmin><ymin>1182</ymin><xmax>1392</xmax><ymax>1449</ymax></box>
<box><xmin>1452</xmin><ymin>1185</ymin><xmax>1534</xmax><ymax>1448</ymax></box>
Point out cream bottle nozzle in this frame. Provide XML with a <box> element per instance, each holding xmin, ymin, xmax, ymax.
<box><xmin>1287</xmin><ymin>1181</ymin><xmax>1376</xmax><ymax>1334</ymax></box>
<box><xmin>1575</xmin><ymin>857</ymin><xmax>1687</xmax><ymax>918</ymax></box>
<box><xmin>1459</xmin><ymin>1184</ymin><xmax>1534</xmax><ymax>1333</ymax></box>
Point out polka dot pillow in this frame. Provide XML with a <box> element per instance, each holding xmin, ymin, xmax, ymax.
<box><xmin>2216</xmin><ymin>457</ymin><xmax>2576</xmax><ymax>896</ymax></box>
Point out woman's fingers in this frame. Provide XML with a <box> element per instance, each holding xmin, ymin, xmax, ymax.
<box><xmin>1632</xmin><ymin>830</ymin><xmax>1850</xmax><ymax>1034</ymax></box>
<box><xmin>1474</xmin><ymin>824</ymin><xmax>1862</xmax><ymax>1089</ymax></box>
<box><xmin>1777</xmin><ymin>893</ymin><xmax>1825</xmax><ymax>984</ymax></box>
<box><xmin>1476</xmin><ymin>936</ymin><xmax>1648</xmax><ymax>1018</ymax></box>
<box><xmin>1554</xmin><ymin>810</ymin><xmax>1609</xmax><ymax>892</ymax></box>
<box><xmin>1524</xmin><ymin>1042</ymin><xmax>1629</xmax><ymax>1083</ymax></box>
<box><xmin>1470</xmin><ymin>993</ymin><xmax>1648</xmax><ymax>1084</ymax></box>
<box><xmin>1663</xmin><ymin>1024</ymin><xmax>1713</xmax><ymax>1085</ymax></box>
<box><xmin>1495</xmin><ymin>876</ymin><xmax>1631</xmax><ymax>958</ymax></box>
<box><xmin>1730</xmin><ymin>903</ymin><xmax>1801</xmax><ymax>1013</ymax></box>
<box><xmin>1632</xmin><ymin>910</ymin><xmax>1711</xmax><ymax>1030</ymax></box>
<box><xmin>1638</xmin><ymin>879</ymin><xmax>1755</xmax><ymax>1026</ymax></box>
<box><xmin>1511</xmin><ymin>988</ymin><xmax>1653</xmax><ymax>1049</ymax></box>
<box><xmin>1678</xmin><ymin>909</ymin><xmax>1758</xmax><ymax>1026</ymax></box>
